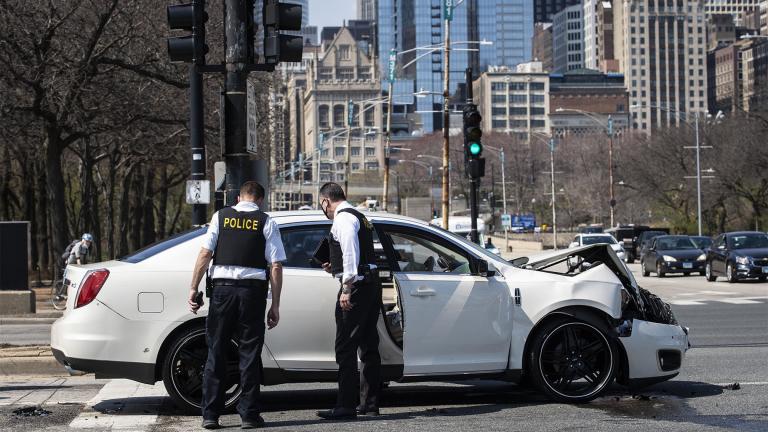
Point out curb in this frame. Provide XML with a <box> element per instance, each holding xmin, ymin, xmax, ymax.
<box><xmin>0</xmin><ymin>317</ymin><xmax>58</xmax><ymax>325</ymax></box>
<box><xmin>0</xmin><ymin>356</ymin><xmax>68</xmax><ymax>376</ymax></box>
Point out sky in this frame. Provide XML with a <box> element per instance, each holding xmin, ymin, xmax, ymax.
<box><xmin>309</xmin><ymin>0</ymin><xmax>356</xmax><ymax>30</ymax></box>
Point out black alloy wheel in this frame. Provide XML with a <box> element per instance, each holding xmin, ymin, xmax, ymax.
<box><xmin>162</xmin><ymin>326</ymin><xmax>241</xmax><ymax>414</ymax></box>
<box><xmin>529</xmin><ymin>318</ymin><xmax>617</xmax><ymax>403</ymax></box>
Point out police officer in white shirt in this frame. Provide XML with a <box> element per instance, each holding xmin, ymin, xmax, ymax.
<box><xmin>315</xmin><ymin>182</ymin><xmax>382</xmax><ymax>421</ymax></box>
<box><xmin>189</xmin><ymin>181</ymin><xmax>286</xmax><ymax>430</ymax></box>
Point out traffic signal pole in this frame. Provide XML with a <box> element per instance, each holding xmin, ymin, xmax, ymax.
<box><xmin>441</xmin><ymin>11</ymin><xmax>451</xmax><ymax>230</ymax></box>
<box><xmin>190</xmin><ymin>64</ymin><xmax>207</xmax><ymax>224</ymax></box>
<box><xmin>466</xmin><ymin>68</ymin><xmax>479</xmax><ymax>244</ymax></box>
<box><xmin>223</xmin><ymin>0</ymin><xmax>251</xmax><ymax>205</ymax></box>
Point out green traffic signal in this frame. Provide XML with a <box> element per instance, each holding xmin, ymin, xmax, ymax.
<box><xmin>469</xmin><ymin>142</ymin><xmax>482</xmax><ymax>156</ymax></box>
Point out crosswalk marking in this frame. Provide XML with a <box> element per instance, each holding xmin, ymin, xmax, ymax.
<box><xmin>668</xmin><ymin>300</ymin><xmax>707</xmax><ymax>306</ymax></box>
<box><xmin>668</xmin><ymin>296</ymin><xmax>768</xmax><ymax>306</ymax></box>
<box><xmin>718</xmin><ymin>298</ymin><xmax>763</xmax><ymax>305</ymax></box>
<box><xmin>69</xmin><ymin>379</ymin><xmax>166</xmax><ymax>430</ymax></box>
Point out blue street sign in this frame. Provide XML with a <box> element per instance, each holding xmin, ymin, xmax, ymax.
<box><xmin>347</xmin><ymin>100</ymin><xmax>354</xmax><ymax>126</ymax></box>
<box><xmin>444</xmin><ymin>0</ymin><xmax>453</xmax><ymax>21</ymax></box>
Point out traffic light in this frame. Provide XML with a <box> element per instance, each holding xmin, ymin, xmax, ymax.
<box><xmin>463</xmin><ymin>103</ymin><xmax>485</xmax><ymax>178</ymax></box>
<box><xmin>166</xmin><ymin>1</ymin><xmax>208</xmax><ymax>64</ymax></box>
<box><xmin>262</xmin><ymin>0</ymin><xmax>304</xmax><ymax>64</ymax></box>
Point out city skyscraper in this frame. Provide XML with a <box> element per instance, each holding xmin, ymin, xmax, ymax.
<box><xmin>357</xmin><ymin>0</ymin><xmax>376</xmax><ymax>21</ymax></box>
<box><xmin>377</xmin><ymin>0</ymin><xmax>533</xmax><ymax>132</ymax></box>
<box><xmin>583</xmin><ymin>0</ymin><xmax>599</xmax><ymax>70</ymax></box>
<box><xmin>613</xmin><ymin>0</ymin><xmax>709</xmax><ymax>131</ymax></box>
<box><xmin>534</xmin><ymin>0</ymin><xmax>581</xmax><ymax>23</ymax></box>
<box><xmin>552</xmin><ymin>4</ymin><xmax>584</xmax><ymax>73</ymax></box>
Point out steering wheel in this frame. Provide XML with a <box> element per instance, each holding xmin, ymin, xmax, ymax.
<box><xmin>437</xmin><ymin>256</ymin><xmax>459</xmax><ymax>272</ymax></box>
<box><xmin>423</xmin><ymin>256</ymin><xmax>435</xmax><ymax>272</ymax></box>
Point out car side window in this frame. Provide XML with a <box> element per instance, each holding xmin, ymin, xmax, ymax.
<box><xmin>713</xmin><ymin>235</ymin><xmax>724</xmax><ymax>249</ymax></box>
<box><xmin>280</xmin><ymin>224</ymin><xmax>331</xmax><ymax>268</ymax></box>
<box><xmin>382</xmin><ymin>227</ymin><xmax>471</xmax><ymax>274</ymax></box>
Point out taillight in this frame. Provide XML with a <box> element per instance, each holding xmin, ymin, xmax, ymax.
<box><xmin>75</xmin><ymin>269</ymin><xmax>110</xmax><ymax>308</ymax></box>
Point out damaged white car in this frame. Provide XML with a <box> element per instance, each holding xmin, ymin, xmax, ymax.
<box><xmin>51</xmin><ymin>211</ymin><xmax>689</xmax><ymax>412</ymax></box>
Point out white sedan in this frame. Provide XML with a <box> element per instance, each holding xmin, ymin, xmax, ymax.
<box><xmin>51</xmin><ymin>211</ymin><xmax>688</xmax><ymax>412</ymax></box>
<box><xmin>570</xmin><ymin>234</ymin><xmax>626</xmax><ymax>261</ymax></box>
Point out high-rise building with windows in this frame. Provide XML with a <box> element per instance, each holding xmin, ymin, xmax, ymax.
<box><xmin>534</xmin><ymin>0</ymin><xmax>581</xmax><ymax>23</ymax></box>
<box><xmin>613</xmin><ymin>0</ymin><xmax>709</xmax><ymax>131</ymax></box>
<box><xmin>584</xmin><ymin>0</ymin><xmax>599</xmax><ymax>70</ymax></box>
<box><xmin>376</xmin><ymin>0</ymin><xmax>534</xmax><ymax>132</ymax></box>
<box><xmin>357</xmin><ymin>0</ymin><xmax>376</xmax><ymax>21</ymax></box>
<box><xmin>704</xmin><ymin>0</ymin><xmax>760</xmax><ymax>20</ymax></box>
<box><xmin>552</xmin><ymin>4</ymin><xmax>584</xmax><ymax>73</ymax></box>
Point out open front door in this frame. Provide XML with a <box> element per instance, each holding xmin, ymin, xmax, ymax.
<box><xmin>379</xmin><ymin>223</ymin><xmax>512</xmax><ymax>375</ymax></box>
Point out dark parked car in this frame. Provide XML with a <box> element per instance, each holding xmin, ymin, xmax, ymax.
<box><xmin>706</xmin><ymin>231</ymin><xmax>768</xmax><ymax>283</ymax></box>
<box><xmin>689</xmin><ymin>236</ymin><xmax>713</xmax><ymax>251</ymax></box>
<box><xmin>641</xmin><ymin>235</ymin><xmax>706</xmax><ymax>277</ymax></box>
<box><xmin>606</xmin><ymin>225</ymin><xmax>670</xmax><ymax>263</ymax></box>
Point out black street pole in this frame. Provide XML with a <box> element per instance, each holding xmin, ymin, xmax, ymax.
<box><xmin>190</xmin><ymin>64</ymin><xmax>207</xmax><ymax>225</ymax></box>
<box><xmin>466</xmin><ymin>68</ymin><xmax>479</xmax><ymax>244</ymax></box>
<box><xmin>223</xmin><ymin>0</ymin><xmax>250</xmax><ymax>205</ymax></box>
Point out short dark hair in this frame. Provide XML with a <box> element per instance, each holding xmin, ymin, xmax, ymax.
<box><xmin>319</xmin><ymin>182</ymin><xmax>346</xmax><ymax>202</ymax></box>
<box><xmin>240</xmin><ymin>181</ymin><xmax>265</xmax><ymax>200</ymax></box>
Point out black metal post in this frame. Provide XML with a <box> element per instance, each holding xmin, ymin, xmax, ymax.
<box><xmin>223</xmin><ymin>0</ymin><xmax>251</xmax><ymax>205</ymax></box>
<box><xmin>466</xmin><ymin>68</ymin><xmax>479</xmax><ymax>244</ymax></box>
<box><xmin>190</xmin><ymin>64</ymin><xmax>207</xmax><ymax>225</ymax></box>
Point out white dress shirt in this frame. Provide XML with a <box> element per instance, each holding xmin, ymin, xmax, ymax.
<box><xmin>331</xmin><ymin>201</ymin><xmax>373</xmax><ymax>285</ymax></box>
<box><xmin>201</xmin><ymin>201</ymin><xmax>286</xmax><ymax>280</ymax></box>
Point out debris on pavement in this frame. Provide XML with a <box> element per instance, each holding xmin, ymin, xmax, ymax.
<box><xmin>11</xmin><ymin>406</ymin><xmax>52</xmax><ymax>417</ymax></box>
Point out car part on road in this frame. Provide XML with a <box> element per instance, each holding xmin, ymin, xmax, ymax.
<box><xmin>528</xmin><ymin>317</ymin><xmax>617</xmax><ymax>403</ymax></box>
<box><xmin>161</xmin><ymin>326</ymin><xmax>241</xmax><ymax>414</ymax></box>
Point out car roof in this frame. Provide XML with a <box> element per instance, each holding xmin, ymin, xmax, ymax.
<box><xmin>725</xmin><ymin>231</ymin><xmax>765</xmax><ymax>236</ymax></box>
<box><xmin>655</xmin><ymin>235</ymin><xmax>688</xmax><ymax>239</ymax></box>
<box><xmin>266</xmin><ymin>210</ymin><xmax>429</xmax><ymax>227</ymax></box>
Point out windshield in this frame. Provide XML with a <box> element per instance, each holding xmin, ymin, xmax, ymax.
<box><xmin>656</xmin><ymin>237</ymin><xmax>697</xmax><ymax>250</ymax></box>
<box><xmin>728</xmin><ymin>233</ymin><xmax>768</xmax><ymax>249</ymax></box>
<box><xmin>582</xmin><ymin>235</ymin><xmax>617</xmax><ymax>245</ymax></box>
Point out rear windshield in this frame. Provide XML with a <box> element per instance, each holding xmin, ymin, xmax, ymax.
<box><xmin>119</xmin><ymin>226</ymin><xmax>207</xmax><ymax>263</ymax></box>
<box><xmin>582</xmin><ymin>235</ymin><xmax>616</xmax><ymax>245</ymax></box>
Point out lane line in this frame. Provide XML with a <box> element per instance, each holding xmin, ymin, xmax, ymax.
<box><xmin>668</xmin><ymin>300</ymin><xmax>707</xmax><ymax>305</ymax></box>
<box><xmin>69</xmin><ymin>379</ymin><xmax>166</xmax><ymax>430</ymax></box>
<box><xmin>718</xmin><ymin>298</ymin><xmax>762</xmax><ymax>305</ymax></box>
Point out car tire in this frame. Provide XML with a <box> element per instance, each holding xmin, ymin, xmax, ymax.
<box><xmin>161</xmin><ymin>325</ymin><xmax>242</xmax><ymax>414</ymax></box>
<box><xmin>656</xmin><ymin>262</ymin><xmax>665</xmax><ymax>278</ymax></box>
<box><xmin>726</xmin><ymin>263</ymin><xmax>738</xmax><ymax>284</ymax></box>
<box><xmin>699</xmin><ymin>271</ymin><xmax>706</xmax><ymax>276</ymax></box>
<box><xmin>705</xmin><ymin>262</ymin><xmax>716</xmax><ymax>282</ymax></box>
<box><xmin>641</xmin><ymin>260</ymin><xmax>650</xmax><ymax>277</ymax></box>
<box><xmin>683</xmin><ymin>272</ymin><xmax>690</xmax><ymax>277</ymax></box>
<box><xmin>528</xmin><ymin>317</ymin><xmax>618</xmax><ymax>404</ymax></box>
<box><xmin>625</xmin><ymin>254</ymin><xmax>634</xmax><ymax>264</ymax></box>
<box><xmin>759</xmin><ymin>276</ymin><xmax>767</xmax><ymax>282</ymax></box>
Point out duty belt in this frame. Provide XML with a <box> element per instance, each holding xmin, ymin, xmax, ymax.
<box><xmin>212</xmin><ymin>279</ymin><xmax>268</xmax><ymax>288</ymax></box>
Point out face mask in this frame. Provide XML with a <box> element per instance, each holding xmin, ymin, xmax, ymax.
<box><xmin>320</xmin><ymin>198</ymin><xmax>331</xmax><ymax>219</ymax></box>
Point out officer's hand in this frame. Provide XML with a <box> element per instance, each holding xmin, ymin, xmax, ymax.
<box><xmin>321</xmin><ymin>262</ymin><xmax>332</xmax><ymax>273</ymax></box>
<box><xmin>188</xmin><ymin>289</ymin><xmax>202</xmax><ymax>314</ymax></box>
<box><xmin>267</xmin><ymin>305</ymin><xmax>280</xmax><ymax>329</ymax></box>
<box><xmin>339</xmin><ymin>292</ymin><xmax>353</xmax><ymax>311</ymax></box>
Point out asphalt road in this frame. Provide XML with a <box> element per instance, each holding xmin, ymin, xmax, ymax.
<box><xmin>1</xmin><ymin>265</ymin><xmax>766</xmax><ymax>431</ymax></box>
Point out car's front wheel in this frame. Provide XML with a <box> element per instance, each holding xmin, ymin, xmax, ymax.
<box><xmin>705</xmin><ymin>262</ymin><xmax>717</xmax><ymax>282</ymax></box>
<box><xmin>656</xmin><ymin>262</ymin><xmax>665</xmax><ymax>278</ymax></box>
<box><xmin>161</xmin><ymin>326</ymin><xmax>242</xmax><ymax>414</ymax></box>
<box><xmin>528</xmin><ymin>317</ymin><xmax>617</xmax><ymax>403</ymax></box>
<box><xmin>641</xmin><ymin>260</ymin><xmax>650</xmax><ymax>277</ymax></box>
<box><xmin>726</xmin><ymin>263</ymin><xmax>738</xmax><ymax>283</ymax></box>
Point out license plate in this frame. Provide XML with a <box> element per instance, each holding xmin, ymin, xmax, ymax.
<box><xmin>763</xmin><ymin>266</ymin><xmax>768</xmax><ymax>274</ymax></box>
<box><xmin>683</xmin><ymin>262</ymin><xmax>693</xmax><ymax>269</ymax></box>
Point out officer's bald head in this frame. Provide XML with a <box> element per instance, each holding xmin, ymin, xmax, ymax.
<box><xmin>239</xmin><ymin>181</ymin><xmax>265</xmax><ymax>203</ymax></box>
<box><xmin>319</xmin><ymin>182</ymin><xmax>346</xmax><ymax>202</ymax></box>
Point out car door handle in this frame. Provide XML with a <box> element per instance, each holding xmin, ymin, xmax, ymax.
<box><xmin>410</xmin><ymin>287</ymin><xmax>436</xmax><ymax>297</ymax></box>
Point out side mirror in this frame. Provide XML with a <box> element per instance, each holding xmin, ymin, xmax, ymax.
<box><xmin>475</xmin><ymin>259</ymin><xmax>495</xmax><ymax>277</ymax></box>
<box><xmin>569</xmin><ymin>242</ymin><xmax>578</xmax><ymax>248</ymax></box>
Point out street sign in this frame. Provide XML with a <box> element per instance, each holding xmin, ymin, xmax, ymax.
<box><xmin>213</xmin><ymin>162</ymin><xmax>226</xmax><ymax>191</ymax></box>
<box><xmin>347</xmin><ymin>100</ymin><xmax>354</xmax><ymax>126</ymax></box>
<box><xmin>443</xmin><ymin>0</ymin><xmax>453</xmax><ymax>21</ymax></box>
<box><xmin>501</xmin><ymin>214</ymin><xmax>511</xmax><ymax>228</ymax></box>
<box><xmin>388</xmin><ymin>49</ymin><xmax>397</xmax><ymax>82</ymax></box>
<box><xmin>246</xmin><ymin>80</ymin><xmax>258</xmax><ymax>154</ymax></box>
<box><xmin>186</xmin><ymin>180</ymin><xmax>211</xmax><ymax>204</ymax></box>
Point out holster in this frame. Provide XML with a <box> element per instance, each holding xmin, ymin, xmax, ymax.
<box><xmin>205</xmin><ymin>270</ymin><xmax>214</xmax><ymax>298</ymax></box>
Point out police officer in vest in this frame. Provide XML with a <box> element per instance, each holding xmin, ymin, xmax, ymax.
<box><xmin>315</xmin><ymin>182</ymin><xmax>382</xmax><ymax>420</ymax></box>
<box><xmin>189</xmin><ymin>181</ymin><xmax>286</xmax><ymax>430</ymax></box>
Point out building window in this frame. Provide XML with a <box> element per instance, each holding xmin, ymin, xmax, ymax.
<box><xmin>530</xmin><ymin>82</ymin><xmax>545</xmax><ymax>90</ymax></box>
<box><xmin>363</xmin><ymin>104</ymin><xmax>375</xmax><ymax>127</ymax></box>
<box><xmin>351</xmin><ymin>147</ymin><xmax>361</xmax><ymax>157</ymax></box>
<box><xmin>491</xmin><ymin>119</ymin><xmax>507</xmax><ymax>129</ymax></box>
<box><xmin>365</xmin><ymin>147</ymin><xmax>376</xmax><ymax>157</ymax></box>
<box><xmin>509</xmin><ymin>107</ymin><xmax>527</xmax><ymax>115</ymax></box>
<box><xmin>337</xmin><ymin>67</ymin><xmax>354</xmax><ymax>80</ymax></box>
<box><xmin>335</xmin><ymin>147</ymin><xmax>345</xmax><ymax>157</ymax></box>
<box><xmin>349</xmin><ymin>104</ymin><xmax>360</xmax><ymax>127</ymax></box>
<box><xmin>491</xmin><ymin>107</ymin><xmax>507</xmax><ymax>116</ymax></box>
<box><xmin>492</xmin><ymin>94</ymin><xmax>506</xmax><ymax>104</ymax></box>
<box><xmin>319</xmin><ymin>105</ymin><xmax>330</xmax><ymax>128</ymax></box>
<box><xmin>318</xmin><ymin>67</ymin><xmax>333</xmax><ymax>80</ymax></box>
<box><xmin>358</xmin><ymin>67</ymin><xmax>372</xmax><ymax>80</ymax></box>
<box><xmin>617</xmin><ymin>104</ymin><xmax>625</xmax><ymax>112</ymax></box>
<box><xmin>509</xmin><ymin>82</ymin><xmax>526</xmax><ymax>91</ymax></box>
<box><xmin>333</xmin><ymin>104</ymin><xmax>345</xmax><ymax>128</ymax></box>
<box><xmin>510</xmin><ymin>94</ymin><xmax>527</xmax><ymax>104</ymax></box>
<box><xmin>491</xmin><ymin>82</ymin><xmax>506</xmax><ymax>91</ymax></box>
<box><xmin>339</xmin><ymin>45</ymin><xmax>351</xmax><ymax>60</ymax></box>
<box><xmin>530</xmin><ymin>107</ymin><xmax>545</xmax><ymax>115</ymax></box>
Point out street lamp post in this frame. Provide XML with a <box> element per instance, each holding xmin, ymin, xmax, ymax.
<box><xmin>394</xmin><ymin>159</ymin><xmax>435</xmax><ymax>217</ymax></box>
<box><xmin>484</xmin><ymin>145</ymin><xmax>508</xmax><ymax>249</ymax></box>
<box><xmin>549</xmin><ymin>138</ymin><xmax>558</xmax><ymax>249</ymax></box>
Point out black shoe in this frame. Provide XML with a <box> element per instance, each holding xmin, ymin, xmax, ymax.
<box><xmin>241</xmin><ymin>415</ymin><xmax>265</xmax><ymax>429</ymax></box>
<box><xmin>202</xmin><ymin>419</ymin><xmax>220</xmax><ymax>429</ymax></box>
<box><xmin>356</xmin><ymin>404</ymin><xmax>380</xmax><ymax>416</ymax></box>
<box><xmin>317</xmin><ymin>407</ymin><xmax>357</xmax><ymax>420</ymax></box>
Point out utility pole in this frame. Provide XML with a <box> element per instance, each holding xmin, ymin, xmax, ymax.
<box><xmin>500</xmin><ymin>147</ymin><xmax>508</xmax><ymax>250</ymax></box>
<box><xmin>549</xmin><ymin>138</ymin><xmax>557</xmax><ymax>249</ymax></box>
<box><xmin>383</xmin><ymin>49</ymin><xmax>396</xmax><ymax>211</ymax></box>
<box><xmin>344</xmin><ymin>99</ymin><xmax>353</xmax><ymax>193</ymax></box>
<box><xmin>607</xmin><ymin>115</ymin><xmax>615</xmax><ymax>228</ymax></box>
<box><xmin>463</xmin><ymin>68</ymin><xmax>484</xmax><ymax>245</ymax></box>
<box><xmin>694</xmin><ymin>112</ymin><xmax>702</xmax><ymax>236</ymax></box>
<box><xmin>441</xmin><ymin>1</ymin><xmax>452</xmax><ymax>229</ymax></box>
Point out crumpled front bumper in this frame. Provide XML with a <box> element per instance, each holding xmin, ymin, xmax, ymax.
<box><xmin>619</xmin><ymin>318</ymin><xmax>689</xmax><ymax>383</ymax></box>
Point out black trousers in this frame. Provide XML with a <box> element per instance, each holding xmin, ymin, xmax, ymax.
<box><xmin>334</xmin><ymin>274</ymin><xmax>383</xmax><ymax>409</ymax></box>
<box><xmin>202</xmin><ymin>284</ymin><xmax>268</xmax><ymax>421</ymax></box>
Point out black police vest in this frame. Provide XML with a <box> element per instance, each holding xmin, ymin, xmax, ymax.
<box><xmin>212</xmin><ymin>207</ymin><xmax>269</xmax><ymax>270</ymax></box>
<box><xmin>329</xmin><ymin>208</ymin><xmax>376</xmax><ymax>276</ymax></box>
